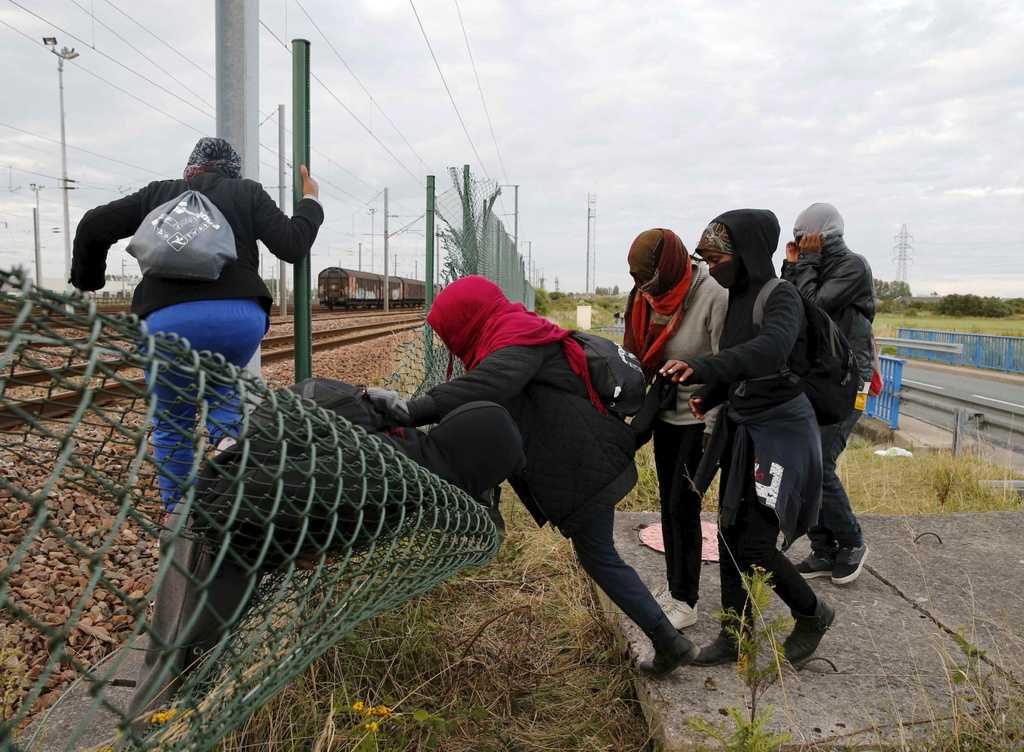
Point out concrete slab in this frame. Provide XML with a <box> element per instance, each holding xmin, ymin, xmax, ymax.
<box><xmin>16</xmin><ymin>641</ymin><xmax>145</xmax><ymax>752</ymax></box>
<box><xmin>858</xmin><ymin>512</ymin><xmax>1024</xmax><ymax>680</ymax></box>
<box><xmin>601</xmin><ymin>512</ymin><xmax>1000</xmax><ymax>751</ymax></box>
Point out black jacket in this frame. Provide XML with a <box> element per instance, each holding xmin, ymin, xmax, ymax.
<box><xmin>781</xmin><ymin>237</ymin><xmax>875</xmax><ymax>381</ymax></box>
<box><xmin>688</xmin><ymin>209</ymin><xmax>807</xmax><ymax>416</ymax></box>
<box><xmin>407</xmin><ymin>343</ymin><xmax>638</xmax><ymax>536</ymax></box>
<box><xmin>70</xmin><ymin>172</ymin><xmax>324</xmax><ymax>319</ymax></box>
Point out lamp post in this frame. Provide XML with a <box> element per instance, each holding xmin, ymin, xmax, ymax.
<box><xmin>43</xmin><ymin>37</ymin><xmax>79</xmax><ymax>291</ymax></box>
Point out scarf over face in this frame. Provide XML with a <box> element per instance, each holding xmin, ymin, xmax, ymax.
<box><xmin>623</xmin><ymin>228</ymin><xmax>693</xmax><ymax>375</ymax></box>
<box><xmin>183</xmin><ymin>137</ymin><xmax>242</xmax><ymax>180</ymax></box>
<box><xmin>427</xmin><ymin>276</ymin><xmax>607</xmax><ymax>414</ymax></box>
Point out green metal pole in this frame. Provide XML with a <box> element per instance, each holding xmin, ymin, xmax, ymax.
<box><xmin>292</xmin><ymin>38</ymin><xmax>312</xmax><ymax>382</ymax></box>
<box><xmin>425</xmin><ymin>175</ymin><xmax>435</xmax><ymax>308</ymax></box>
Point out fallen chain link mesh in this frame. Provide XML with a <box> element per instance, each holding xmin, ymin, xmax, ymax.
<box><xmin>0</xmin><ymin>267</ymin><xmax>500</xmax><ymax>751</ymax></box>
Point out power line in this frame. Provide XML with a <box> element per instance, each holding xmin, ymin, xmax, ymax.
<box><xmin>7</xmin><ymin>0</ymin><xmax>215</xmax><ymax>121</ymax></box>
<box><xmin>292</xmin><ymin>0</ymin><xmax>429</xmax><ymax>170</ymax></box>
<box><xmin>100</xmin><ymin>0</ymin><xmax>214</xmax><ymax>81</ymax></box>
<box><xmin>408</xmin><ymin>0</ymin><xmax>490</xmax><ymax>180</ymax></box>
<box><xmin>0</xmin><ymin>122</ymin><xmax>165</xmax><ymax>177</ymax></box>
<box><xmin>68</xmin><ymin>0</ymin><xmax>214</xmax><ymax>110</ymax></box>
<box><xmin>258</xmin><ymin>19</ymin><xmax>420</xmax><ymax>188</ymax></box>
<box><xmin>453</xmin><ymin>0</ymin><xmax>508</xmax><ymax>185</ymax></box>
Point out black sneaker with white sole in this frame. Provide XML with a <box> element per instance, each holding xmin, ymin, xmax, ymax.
<box><xmin>831</xmin><ymin>544</ymin><xmax>868</xmax><ymax>585</ymax></box>
<box><xmin>795</xmin><ymin>550</ymin><xmax>835</xmax><ymax>579</ymax></box>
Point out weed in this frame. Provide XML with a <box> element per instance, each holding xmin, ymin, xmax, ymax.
<box><xmin>690</xmin><ymin>567</ymin><xmax>792</xmax><ymax>752</ymax></box>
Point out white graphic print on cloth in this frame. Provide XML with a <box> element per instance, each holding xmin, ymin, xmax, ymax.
<box><xmin>753</xmin><ymin>460</ymin><xmax>784</xmax><ymax>509</ymax></box>
<box><xmin>152</xmin><ymin>196</ymin><xmax>223</xmax><ymax>252</ymax></box>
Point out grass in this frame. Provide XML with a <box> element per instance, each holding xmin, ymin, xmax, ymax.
<box><xmin>539</xmin><ymin>293</ymin><xmax>627</xmax><ymax>331</ymax></box>
<box><xmin>874</xmin><ymin>313</ymin><xmax>1024</xmax><ymax>338</ymax></box>
<box><xmin>219</xmin><ymin>431</ymin><xmax>1022</xmax><ymax>751</ymax></box>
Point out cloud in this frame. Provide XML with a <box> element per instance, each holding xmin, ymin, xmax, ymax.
<box><xmin>0</xmin><ymin>0</ymin><xmax>1021</xmax><ymax>296</ymax></box>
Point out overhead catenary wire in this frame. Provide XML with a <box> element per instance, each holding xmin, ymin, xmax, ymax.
<box><xmin>408</xmin><ymin>0</ymin><xmax>491</xmax><ymax>181</ymax></box>
<box><xmin>7</xmin><ymin>0</ymin><xmax>215</xmax><ymax>122</ymax></box>
<box><xmin>0</xmin><ymin>122</ymin><xmax>165</xmax><ymax>177</ymax></box>
<box><xmin>292</xmin><ymin>0</ymin><xmax>429</xmax><ymax>171</ymax></box>
<box><xmin>67</xmin><ymin>0</ymin><xmax>215</xmax><ymax>110</ymax></box>
<box><xmin>100</xmin><ymin>0</ymin><xmax>214</xmax><ymax>81</ymax></box>
<box><xmin>258</xmin><ymin>18</ymin><xmax>421</xmax><ymax>189</ymax></box>
<box><xmin>0</xmin><ymin>16</ymin><xmax>206</xmax><ymax>135</ymax></box>
<box><xmin>453</xmin><ymin>0</ymin><xmax>509</xmax><ymax>186</ymax></box>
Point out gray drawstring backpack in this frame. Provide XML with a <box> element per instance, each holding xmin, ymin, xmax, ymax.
<box><xmin>127</xmin><ymin>190</ymin><xmax>237</xmax><ymax>280</ymax></box>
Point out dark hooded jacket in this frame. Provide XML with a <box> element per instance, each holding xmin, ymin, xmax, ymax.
<box><xmin>781</xmin><ymin>205</ymin><xmax>875</xmax><ymax>382</ymax></box>
<box><xmin>687</xmin><ymin>209</ymin><xmax>822</xmax><ymax>543</ymax></box>
<box><xmin>687</xmin><ymin>209</ymin><xmax>808</xmax><ymax>415</ymax></box>
<box><xmin>407</xmin><ymin>343</ymin><xmax>638</xmax><ymax>537</ymax></box>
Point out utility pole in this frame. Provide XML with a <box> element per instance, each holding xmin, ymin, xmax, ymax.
<box><xmin>383</xmin><ymin>188</ymin><xmax>389</xmax><ymax>312</ymax></box>
<box><xmin>358</xmin><ymin>241</ymin><xmax>362</xmax><ymax>271</ymax></box>
<box><xmin>216</xmin><ymin>0</ymin><xmax>261</xmax><ymax>375</ymax></box>
<box><xmin>368</xmin><ymin>206</ymin><xmax>376</xmax><ymax>273</ymax></box>
<box><xmin>513</xmin><ymin>184</ymin><xmax>519</xmax><ymax>256</ymax></box>
<box><xmin>526</xmin><ymin>240</ymin><xmax>532</xmax><ymax>286</ymax></box>
<box><xmin>277</xmin><ymin>103</ymin><xmax>287</xmax><ymax>315</ymax></box>
<box><xmin>585</xmin><ymin>193</ymin><xmax>597</xmax><ymax>294</ymax></box>
<box><xmin>43</xmin><ymin>38</ymin><xmax>79</xmax><ymax>290</ymax></box>
<box><xmin>892</xmin><ymin>224</ymin><xmax>913</xmax><ymax>284</ymax></box>
<box><xmin>29</xmin><ymin>183</ymin><xmax>43</xmax><ymax>287</ymax></box>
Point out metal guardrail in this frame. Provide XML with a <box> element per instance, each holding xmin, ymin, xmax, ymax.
<box><xmin>865</xmin><ymin>356</ymin><xmax>904</xmax><ymax>429</ymax></box>
<box><xmin>876</xmin><ymin>337</ymin><xmax>963</xmax><ymax>355</ymax></box>
<box><xmin>897</xmin><ymin>328</ymin><xmax>1024</xmax><ymax>374</ymax></box>
<box><xmin>899</xmin><ymin>380</ymin><xmax>1022</xmax><ymax>454</ymax></box>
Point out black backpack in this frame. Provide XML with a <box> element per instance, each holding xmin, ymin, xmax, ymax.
<box><xmin>288</xmin><ymin>378</ymin><xmax>388</xmax><ymax>432</ymax></box>
<box><xmin>571</xmin><ymin>332</ymin><xmax>647</xmax><ymax>418</ymax></box>
<box><xmin>753</xmin><ymin>279</ymin><xmax>858</xmax><ymax>426</ymax></box>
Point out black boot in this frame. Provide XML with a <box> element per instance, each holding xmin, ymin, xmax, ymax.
<box><xmin>638</xmin><ymin>619</ymin><xmax>698</xmax><ymax>677</ymax></box>
<box><xmin>694</xmin><ymin>630</ymin><xmax>739</xmax><ymax>666</ymax></box>
<box><xmin>784</xmin><ymin>598</ymin><xmax>835</xmax><ymax>664</ymax></box>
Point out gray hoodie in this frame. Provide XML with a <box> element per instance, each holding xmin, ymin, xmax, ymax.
<box><xmin>658</xmin><ymin>261</ymin><xmax>729</xmax><ymax>427</ymax></box>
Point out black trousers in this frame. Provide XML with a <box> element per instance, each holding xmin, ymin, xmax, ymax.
<box><xmin>652</xmin><ymin>421</ymin><xmax>705</xmax><ymax>606</ymax></box>
<box><xmin>570</xmin><ymin>503</ymin><xmax>665</xmax><ymax>635</ymax></box>
<box><xmin>718</xmin><ymin>494</ymin><xmax>818</xmax><ymax>621</ymax></box>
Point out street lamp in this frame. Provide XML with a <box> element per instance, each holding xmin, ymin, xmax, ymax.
<box><xmin>43</xmin><ymin>36</ymin><xmax>79</xmax><ymax>291</ymax></box>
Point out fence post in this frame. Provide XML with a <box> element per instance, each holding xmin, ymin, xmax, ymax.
<box><xmin>292</xmin><ymin>38</ymin><xmax>312</xmax><ymax>382</ymax></box>
<box><xmin>425</xmin><ymin>175</ymin><xmax>435</xmax><ymax>309</ymax></box>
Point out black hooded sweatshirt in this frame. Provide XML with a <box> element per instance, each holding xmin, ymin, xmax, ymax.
<box><xmin>687</xmin><ymin>209</ymin><xmax>807</xmax><ymax>415</ymax></box>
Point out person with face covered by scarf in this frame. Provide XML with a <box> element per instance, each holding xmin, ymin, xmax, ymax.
<box><xmin>782</xmin><ymin>203</ymin><xmax>874</xmax><ymax>585</ymax></box>
<box><xmin>660</xmin><ymin>210</ymin><xmax>834</xmax><ymax>667</ymax></box>
<box><xmin>70</xmin><ymin>136</ymin><xmax>324</xmax><ymax>511</ymax></box>
<box><xmin>624</xmin><ymin>229</ymin><xmax>727</xmax><ymax>631</ymax></box>
<box><xmin>368</xmin><ymin>275</ymin><xmax>700</xmax><ymax>677</ymax></box>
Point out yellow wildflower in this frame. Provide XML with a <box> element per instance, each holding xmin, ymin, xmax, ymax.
<box><xmin>351</xmin><ymin>700</ymin><xmax>366</xmax><ymax>713</ymax></box>
<box><xmin>370</xmin><ymin>705</ymin><xmax>393</xmax><ymax>717</ymax></box>
<box><xmin>149</xmin><ymin>708</ymin><xmax>178</xmax><ymax>725</ymax></box>
<box><xmin>363</xmin><ymin>721</ymin><xmax>380</xmax><ymax>733</ymax></box>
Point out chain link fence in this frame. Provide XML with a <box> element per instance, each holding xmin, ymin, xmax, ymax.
<box><xmin>0</xmin><ymin>267</ymin><xmax>501</xmax><ymax>751</ymax></box>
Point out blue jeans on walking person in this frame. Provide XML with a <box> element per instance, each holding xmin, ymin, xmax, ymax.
<box><xmin>808</xmin><ymin>408</ymin><xmax>864</xmax><ymax>553</ymax></box>
<box><xmin>144</xmin><ymin>298</ymin><xmax>268</xmax><ymax>511</ymax></box>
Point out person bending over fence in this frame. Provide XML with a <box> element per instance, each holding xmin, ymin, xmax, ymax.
<box><xmin>70</xmin><ymin>136</ymin><xmax>324</xmax><ymax>512</ymax></box>
<box><xmin>367</xmin><ymin>276</ymin><xmax>700</xmax><ymax>677</ymax></box>
<box><xmin>129</xmin><ymin>380</ymin><xmax>524</xmax><ymax>719</ymax></box>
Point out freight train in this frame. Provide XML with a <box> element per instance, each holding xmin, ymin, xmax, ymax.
<box><xmin>317</xmin><ymin>267</ymin><xmax>426</xmax><ymax>310</ymax></box>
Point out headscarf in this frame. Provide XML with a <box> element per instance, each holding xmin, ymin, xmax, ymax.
<box><xmin>427</xmin><ymin>276</ymin><xmax>607</xmax><ymax>414</ymax></box>
<box><xmin>793</xmin><ymin>202</ymin><xmax>844</xmax><ymax>240</ymax></box>
<box><xmin>183</xmin><ymin>137</ymin><xmax>242</xmax><ymax>180</ymax></box>
<box><xmin>622</xmin><ymin>229</ymin><xmax>693</xmax><ymax>376</ymax></box>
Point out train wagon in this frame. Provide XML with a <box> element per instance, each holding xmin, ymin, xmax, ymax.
<box><xmin>317</xmin><ymin>267</ymin><xmax>384</xmax><ymax>309</ymax></box>
<box><xmin>317</xmin><ymin>268</ymin><xmax>426</xmax><ymax>309</ymax></box>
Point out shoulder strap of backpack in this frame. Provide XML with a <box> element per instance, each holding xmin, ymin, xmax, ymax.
<box><xmin>752</xmin><ymin>278</ymin><xmax>784</xmax><ymax>330</ymax></box>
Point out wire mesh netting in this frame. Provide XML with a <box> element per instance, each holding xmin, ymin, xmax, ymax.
<box><xmin>0</xmin><ymin>166</ymin><xmax>533</xmax><ymax>751</ymax></box>
<box><xmin>0</xmin><ymin>267</ymin><xmax>502</xmax><ymax>751</ymax></box>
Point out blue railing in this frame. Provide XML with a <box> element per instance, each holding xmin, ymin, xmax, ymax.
<box><xmin>865</xmin><ymin>355</ymin><xmax>903</xmax><ymax>429</ymax></box>
<box><xmin>897</xmin><ymin>328</ymin><xmax>1024</xmax><ymax>374</ymax></box>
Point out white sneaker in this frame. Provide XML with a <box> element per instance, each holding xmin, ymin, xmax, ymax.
<box><xmin>654</xmin><ymin>588</ymin><xmax>698</xmax><ymax>630</ymax></box>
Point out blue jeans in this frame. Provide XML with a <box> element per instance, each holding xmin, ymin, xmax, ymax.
<box><xmin>144</xmin><ymin>298</ymin><xmax>267</xmax><ymax>510</ymax></box>
<box><xmin>808</xmin><ymin>408</ymin><xmax>864</xmax><ymax>552</ymax></box>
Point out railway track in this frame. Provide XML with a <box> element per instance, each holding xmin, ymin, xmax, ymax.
<box><xmin>0</xmin><ymin>314</ymin><xmax>425</xmax><ymax>430</ymax></box>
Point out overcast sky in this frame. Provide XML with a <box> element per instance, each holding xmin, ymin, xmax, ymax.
<box><xmin>1</xmin><ymin>0</ymin><xmax>1022</xmax><ymax>296</ymax></box>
